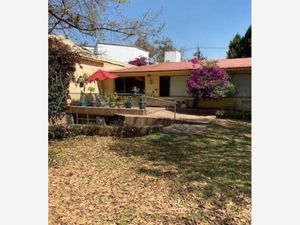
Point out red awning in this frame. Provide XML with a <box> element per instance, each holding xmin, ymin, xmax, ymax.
<box><xmin>85</xmin><ymin>69</ymin><xmax>119</xmax><ymax>82</ymax></box>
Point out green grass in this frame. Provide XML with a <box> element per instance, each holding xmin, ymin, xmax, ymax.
<box><xmin>49</xmin><ymin>119</ymin><xmax>251</xmax><ymax>225</ymax></box>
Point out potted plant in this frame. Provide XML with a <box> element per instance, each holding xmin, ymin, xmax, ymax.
<box><xmin>138</xmin><ymin>94</ymin><xmax>147</xmax><ymax>109</ymax></box>
<box><xmin>108</xmin><ymin>92</ymin><xmax>121</xmax><ymax>108</ymax></box>
<box><xmin>131</xmin><ymin>86</ymin><xmax>153</xmax><ymax>109</ymax></box>
<box><xmin>115</xmin><ymin>93</ymin><xmax>122</xmax><ymax>108</ymax></box>
<box><xmin>139</xmin><ymin>91</ymin><xmax>155</xmax><ymax>109</ymax></box>
<box><xmin>87</xmin><ymin>86</ymin><xmax>96</xmax><ymax>106</ymax></box>
<box><xmin>124</xmin><ymin>97</ymin><xmax>133</xmax><ymax>108</ymax></box>
<box><xmin>96</xmin><ymin>91</ymin><xmax>108</xmax><ymax>107</ymax></box>
<box><xmin>75</xmin><ymin>74</ymin><xmax>88</xmax><ymax>106</ymax></box>
<box><xmin>66</xmin><ymin>95</ymin><xmax>72</xmax><ymax>107</ymax></box>
<box><xmin>117</xmin><ymin>100</ymin><xmax>123</xmax><ymax>108</ymax></box>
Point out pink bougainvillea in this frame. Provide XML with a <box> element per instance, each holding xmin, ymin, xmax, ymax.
<box><xmin>188</xmin><ymin>58</ymin><xmax>199</xmax><ymax>65</ymax></box>
<box><xmin>186</xmin><ymin>62</ymin><xmax>236</xmax><ymax>99</ymax></box>
<box><xmin>128</xmin><ymin>56</ymin><xmax>148</xmax><ymax>66</ymax></box>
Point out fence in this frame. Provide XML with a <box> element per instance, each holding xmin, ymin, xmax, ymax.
<box><xmin>68</xmin><ymin>92</ymin><xmax>178</xmax><ymax>120</ymax></box>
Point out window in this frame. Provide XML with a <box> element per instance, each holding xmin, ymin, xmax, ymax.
<box><xmin>115</xmin><ymin>77</ymin><xmax>125</xmax><ymax>93</ymax></box>
<box><xmin>115</xmin><ymin>77</ymin><xmax>145</xmax><ymax>93</ymax></box>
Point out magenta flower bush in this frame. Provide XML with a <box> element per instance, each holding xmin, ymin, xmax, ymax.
<box><xmin>128</xmin><ymin>56</ymin><xmax>148</xmax><ymax>66</ymax></box>
<box><xmin>187</xmin><ymin>63</ymin><xmax>235</xmax><ymax>99</ymax></box>
<box><xmin>188</xmin><ymin>58</ymin><xmax>199</xmax><ymax>64</ymax></box>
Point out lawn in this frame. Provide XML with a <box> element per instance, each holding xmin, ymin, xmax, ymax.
<box><xmin>49</xmin><ymin>119</ymin><xmax>251</xmax><ymax>225</ymax></box>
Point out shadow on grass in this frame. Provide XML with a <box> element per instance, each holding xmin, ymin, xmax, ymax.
<box><xmin>108</xmin><ymin>120</ymin><xmax>251</xmax><ymax>205</ymax></box>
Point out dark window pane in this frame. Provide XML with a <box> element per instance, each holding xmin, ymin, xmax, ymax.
<box><xmin>115</xmin><ymin>77</ymin><xmax>145</xmax><ymax>94</ymax></box>
<box><xmin>115</xmin><ymin>78</ymin><xmax>125</xmax><ymax>93</ymax></box>
<box><xmin>160</xmin><ymin>76</ymin><xmax>170</xmax><ymax>96</ymax></box>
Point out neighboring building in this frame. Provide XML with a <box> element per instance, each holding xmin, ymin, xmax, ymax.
<box><xmin>85</xmin><ymin>42</ymin><xmax>149</xmax><ymax>64</ymax></box>
<box><xmin>108</xmin><ymin>58</ymin><xmax>251</xmax><ymax>110</ymax></box>
<box><xmin>49</xmin><ymin>35</ymin><xmax>132</xmax><ymax>102</ymax></box>
<box><xmin>164</xmin><ymin>51</ymin><xmax>181</xmax><ymax>62</ymax></box>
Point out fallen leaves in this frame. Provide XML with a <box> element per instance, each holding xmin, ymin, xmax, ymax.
<box><xmin>49</xmin><ymin>120</ymin><xmax>251</xmax><ymax>224</ymax></box>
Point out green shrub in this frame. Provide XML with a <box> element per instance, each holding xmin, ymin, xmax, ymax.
<box><xmin>48</xmin><ymin>124</ymin><xmax>162</xmax><ymax>140</ymax></box>
<box><xmin>243</xmin><ymin>111</ymin><xmax>251</xmax><ymax>120</ymax></box>
<box><xmin>48</xmin><ymin>125</ymin><xmax>71</xmax><ymax>139</ymax></box>
<box><xmin>48</xmin><ymin>36</ymin><xmax>79</xmax><ymax>123</ymax></box>
<box><xmin>216</xmin><ymin>110</ymin><xmax>251</xmax><ymax>120</ymax></box>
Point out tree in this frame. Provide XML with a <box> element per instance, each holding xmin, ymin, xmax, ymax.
<box><xmin>186</xmin><ymin>61</ymin><xmax>235</xmax><ymax>99</ymax></box>
<box><xmin>134</xmin><ymin>36</ymin><xmax>157</xmax><ymax>58</ymax></box>
<box><xmin>227</xmin><ymin>25</ymin><xmax>251</xmax><ymax>58</ymax></box>
<box><xmin>48</xmin><ymin>36</ymin><xmax>79</xmax><ymax>123</ymax></box>
<box><xmin>135</xmin><ymin>36</ymin><xmax>180</xmax><ymax>63</ymax></box>
<box><xmin>48</xmin><ymin>0</ymin><xmax>164</xmax><ymax>41</ymax></box>
<box><xmin>193</xmin><ymin>46</ymin><xmax>206</xmax><ymax>60</ymax></box>
<box><xmin>227</xmin><ymin>34</ymin><xmax>242</xmax><ymax>58</ymax></box>
<box><xmin>154</xmin><ymin>37</ymin><xmax>176</xmax><ymax>62</ymax></box>
<box><xmin>240</xmin><ymin>26</ymin><xmax>251</xmax><ymax>57</ymax></box>
<box><xmin>178</xmin><ymin>47</ymin><xmax>186</xmax><ymax>61</ymax></box>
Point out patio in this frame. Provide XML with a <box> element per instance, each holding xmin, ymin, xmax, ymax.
<box><xmin>69</xmin><ymin>91</ymin><xmax>219</xmax><ymax>127</ymax></box>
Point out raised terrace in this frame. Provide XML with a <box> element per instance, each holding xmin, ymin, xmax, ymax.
<box><xmin>66</xmin><ymin>106</ymin><xmax>215</xmax><ymax>126</ymax></box>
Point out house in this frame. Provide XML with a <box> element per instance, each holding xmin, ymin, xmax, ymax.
<box><xmin>107</xmin><ymin>58</ymin><xmax>251</xmax><ymax>110</ymax></box>
<box><xmin>85</xmin><ymin>42</ymin><xmax>149</xmax><ymax>64</ymax></box>
<box><xmin>49</xmin><ymin>35</ymin><xmax>133</xmax><ymax>102</ymax></box>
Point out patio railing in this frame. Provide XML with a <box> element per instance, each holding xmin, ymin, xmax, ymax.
<box><xmin>68</xmin><ymin>92</ymin><xmax>178</xmax><ymax>120</ymax></box>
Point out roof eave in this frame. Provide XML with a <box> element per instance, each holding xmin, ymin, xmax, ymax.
<box><xmin>112</xmin><ymin>66</ymin><xmax>251</xmax><ymax>74</ymax></box>
<box><xmin>112</xmin><ymin>69</ymin><xmax>193</xmax><ymax>74</ymax></box>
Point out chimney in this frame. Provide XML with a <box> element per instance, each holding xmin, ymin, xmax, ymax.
<box><xmin>164</xmin><ymin>51</ymin><xmax>181</xmax><ymax>62</ymax></box>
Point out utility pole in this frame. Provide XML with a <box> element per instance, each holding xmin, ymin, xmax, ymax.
<box><xmin>193</xmin><ymin>45</ymin><xmax>201</xmax><ymax>60</ymax></box>
<box><xmin>193</xmin><ymin>44</ymin><xmax>206</xmax><ymax>60</ymax></box>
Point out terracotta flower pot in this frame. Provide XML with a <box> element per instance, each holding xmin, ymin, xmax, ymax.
<box><xmin>67</xmin><ymin>99</ymin><xmax>72</xmax><ymax>107</ymax></box>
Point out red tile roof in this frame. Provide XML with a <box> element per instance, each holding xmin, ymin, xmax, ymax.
<box><xmin>110</xmin><ymin>57</ymin><xmax>251</xmax><ymax>73</ymax></box>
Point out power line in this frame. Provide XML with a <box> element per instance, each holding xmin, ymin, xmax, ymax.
<box><xmin>184</xmin><ymin>46</ymin><xmax>228</xmax><ymax>51</ymax></box>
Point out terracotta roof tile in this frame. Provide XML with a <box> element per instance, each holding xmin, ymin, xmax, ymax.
<box><xmin>110</xmin><ymin>58</ymin><xmax>251</xmax><ymax>73</ymax></box>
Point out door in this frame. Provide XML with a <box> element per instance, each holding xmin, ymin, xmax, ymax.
<box><xmin>159</xmin><ymin>76</ymin><xmax>170</xmax><ymax>96</ymax></box>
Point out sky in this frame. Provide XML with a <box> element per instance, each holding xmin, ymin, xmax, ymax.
<box><xmin>121</xmin><ymin>0</ymin><xmax>251</xmax><ymax>60</ymax></box>
<box><xmin>74</xmin><ymin>0</ymin><xmax>251</xmax><ymax>60</ymax></box>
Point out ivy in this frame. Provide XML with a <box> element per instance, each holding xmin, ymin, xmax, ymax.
<box><xmin>48</xmin><ymin>36</ymin><xmax>79</xmax><ymax>123</ymax></box>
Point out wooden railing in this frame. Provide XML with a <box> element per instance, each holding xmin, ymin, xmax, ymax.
<box><xmin>69</xmin><ymin>92</ymin><xmax>178</xmax><ymax>120</ymax></box>
<box><xmin>149</xmin><ymin>97</ymin><xmax>177</xmax><ymax>120</ymax></box>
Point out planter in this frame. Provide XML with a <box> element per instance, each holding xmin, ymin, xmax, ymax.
<box><xmin>67</xmin><ymin>99</ymin><xmax>72</xmax><ymax>107</ymax></box>
<box><xmin>92</xmin><ymin>93</ymin><xmax>96</xmax><ymax>107</ymax></box>
<box><xmin>139</xmin><ymin>101</ymin><xmax>146</xmax><ymax>109</ymax></box>
<box><xmin>109</xmin><ymin>101</ymin><xmax>116</xmax><ymax>108</ymax></box>
<box><xmin>81</xmin><ymin>100</ymin><xmax>88</xmax><ymax>107</ymax></box>
<box><xmin>117</xmin><ymin>103</ymin><xmax>124</xmax><ymax>108</ymax></box>
<box><xmin>125</xmin><ymin>101</ymin><xmax>132</xmax><ymax>109</ymax></box>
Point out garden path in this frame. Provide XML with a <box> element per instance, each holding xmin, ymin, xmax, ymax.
<box><xmin>146</xmin><ymin>107</ymin><xmax>216</xmax><ymax>135</ymax></box>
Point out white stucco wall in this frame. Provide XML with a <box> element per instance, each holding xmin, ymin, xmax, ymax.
<box><xmin>170</xmin><ymin>76</ymin><xmax>189</xmax><ymax>96</ymax></box>
<box><xmin>93</xmin><ymin>43</ymin><xmax>149</xmax><ymax>63</ymax></box>
<box><xmin>231</xmin><ymin>74</ymin><xmax>251</xmax><ymax>97</ymax></box>
<box><xmin>164</xmin><ymin>51</ymin><xmax>181</xmax><ymax>62</ymax></box>
<box><xmin>168</xmin><ymin>73</ymin><xmax>251</xmax><ymax>98</ymax></box>
<box><xmin>84</xmin><ymin>46</ymin><xmax>95</xmax><ymax>54</ymax></box>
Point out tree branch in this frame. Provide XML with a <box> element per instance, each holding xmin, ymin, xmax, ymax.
<box><xmin>48</xmin><ymin>9</ymin><xmax>136</xmax><ymax>36</ymax></box>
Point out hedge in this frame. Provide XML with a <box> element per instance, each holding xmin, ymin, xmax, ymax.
<box><xmin>48</xmin><ymin>124</ymin><xmax>162</xmax><ymax>140</ymax></box>
<box><xmin>216</xmin><ymin>110</ymin><xmax>251</xmax><ymax>120</ymax></box>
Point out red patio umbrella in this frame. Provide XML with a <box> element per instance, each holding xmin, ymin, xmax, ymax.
<box><xmin>86</xmin><ymin>69</ymin><xmax>119</xmax><ymax>82</ymax></box>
